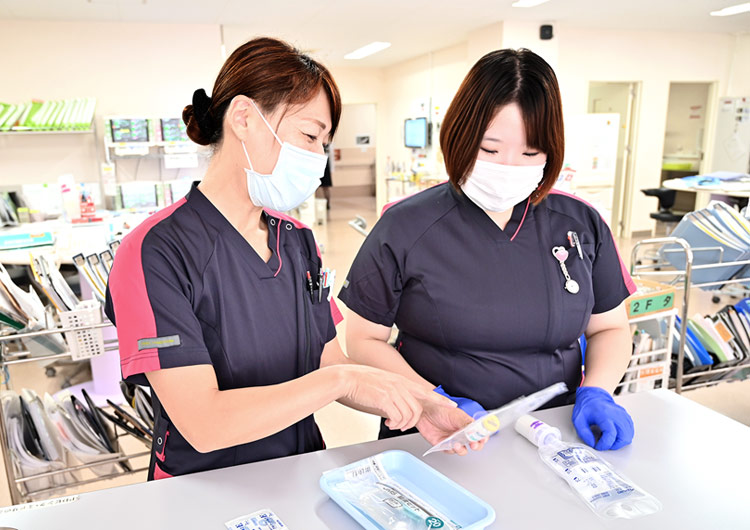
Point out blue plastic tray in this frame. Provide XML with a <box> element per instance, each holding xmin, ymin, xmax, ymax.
<box><xmin>320</xmin><ymin>450</ymin><xmax>496</xmax><ymax>529</ymax></box>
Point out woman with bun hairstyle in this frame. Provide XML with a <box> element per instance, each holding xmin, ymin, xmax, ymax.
<box><xmin>104</xmin><ymin>37</ymin><xmax>458</xmax><ymax>480</ymax></box>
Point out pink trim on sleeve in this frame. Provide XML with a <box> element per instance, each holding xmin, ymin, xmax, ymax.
<box><xmin>548</xmin><ymin>189</ymin><xmax>637</xmax><ymax>294</ymax></box>
<box><xmin>109</xmin><ymin>199</ymin><xmax>188</xmax><ymax>379</ymax></box>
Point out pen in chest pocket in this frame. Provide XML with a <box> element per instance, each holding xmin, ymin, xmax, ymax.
<box><xmin>567</xmin><ymin>230</ymin><xmax>584</xmax><ymax>260</ymax></box>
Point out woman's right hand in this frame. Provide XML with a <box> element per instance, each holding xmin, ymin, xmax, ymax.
<box><xmin>337</xmin><ymin>365</ymin><xmax>457</xmax><ymax>431</ymax></box>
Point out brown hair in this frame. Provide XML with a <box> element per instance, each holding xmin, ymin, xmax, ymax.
<box><xmin>183</xmin><ymin>37</ymin><xmax>342</xmax><ymax>146</ymax></box>
<box><xmin>439</xmin><ymin>48</ymin><xmax>564</xmax><ymax>204</ymax></box>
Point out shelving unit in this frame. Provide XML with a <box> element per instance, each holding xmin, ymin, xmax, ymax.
<box><xmin>0</xmin><ymin>322</ymin><xmax>148</xmax><ymax>504</ymax></box>
<box><xmin>631</xmin><ymin>236</ymin><xmax>750</xmax><ymax>393</ymax></box>
<box><xmin>0</xmin><ymin>130</ymin><xmax>94</xmax><ymax>136</ymax></box>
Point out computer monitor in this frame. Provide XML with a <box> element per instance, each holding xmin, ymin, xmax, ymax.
<box><xmin>118</xmin><ymin>182</ymin><xmax>158</xmax><ymax>209</ymax></box>
<box><xmin>110</xmin><ymin>118</ymin><xmax>149</xmax><ymax>143</ymax></box>
<box><xmin>404</xmin><ymin>117</ymin><xmax>428</xmax><ymax>148</ymax></box>
<box><xmin>160</xmin><ymin>118</ymin><xmax>189</xmax><ymax>143</ymax></box>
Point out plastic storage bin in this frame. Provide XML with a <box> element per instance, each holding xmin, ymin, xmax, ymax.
<box><xmin>59</xmin><ymin>300</ymin><xmax>105</xmax><ymax>360</ymax></box>
<box><xmin>320</xmin><ymin>450</ymin><xmax>496</xmax><ymax>530</ymax></box>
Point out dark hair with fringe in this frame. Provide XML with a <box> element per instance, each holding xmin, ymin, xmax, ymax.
<box><xmin>440</xmin><ymin>48</ymin><xmax>564</xmax><ymax>204</ymax></box>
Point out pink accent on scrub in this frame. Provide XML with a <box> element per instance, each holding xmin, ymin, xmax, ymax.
<box><xmin>109</xmin><ymin>198</ymin><xmax>188</xmax><ymax>379</ymax></box>
<box><xmin>548</xmin><ymin>189</ymin><xmax>637</xmax><ymax>295</ymax></box>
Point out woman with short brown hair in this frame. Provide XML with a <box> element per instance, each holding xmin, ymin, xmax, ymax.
<box><xmin>342</xmin><ymin>48</ymin><xmax>636</xmax><ymax>453</ymax></box>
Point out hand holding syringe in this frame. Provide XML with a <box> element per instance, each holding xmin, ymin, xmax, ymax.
<box><xmin>422</xmin><ymin>382</ymin><xmax>568</xmax><ymax>456</ymax></box>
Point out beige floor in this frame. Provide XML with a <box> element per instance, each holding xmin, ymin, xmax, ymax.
<box><xmin>1</xmin><ymin>194</ymin><xmax>748</xmax><ymax>507</ymax></box>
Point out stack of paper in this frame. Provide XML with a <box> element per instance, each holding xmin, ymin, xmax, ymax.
<box><xmin>671</xmin><ymin>300</ymin><xmax>750</xmax><ymax>386</ymax></box>
<box><xmin>0</xmin><ymin>262</ymin><xmax>66</xmax><ymax>355</ymax></box>
<box><xmin>55</xmin><ymin>389</ymin><xmax>131</xmax><ymax>474</ymax></box>
<box><xmin>30</xmin><ymin>254</ymin><xmax>80</xmax><ymax>313</ymax></box>
<box><xmin>1</xmin><ymin>390</ymin><xmax>72</xmax><ymax>499</ymax></box>
<box><xmin>661</xmin><ymin>201</ymin><xmax>750</xmax><ymax>288</ymax></box>
<box><xmin>0</xmin><ymin>386</ymin><xmax>149</xmax><ymax>498</ymax></box>
<box><xmin>622</xmin><ymin>330</ymin><xmax>662</xmax><ymax>393</ymax></box>
<box><xmin>43</xmin><ymin>393</ymin><xmax>120</xmax><ymax>478</ymax></box>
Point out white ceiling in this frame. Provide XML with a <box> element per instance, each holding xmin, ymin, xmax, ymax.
<box><xmin>0</xmin><ymin>0</ymin><xmax>748</xmax><ymax>67</ymax></box>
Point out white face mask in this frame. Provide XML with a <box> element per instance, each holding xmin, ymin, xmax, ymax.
<box><xmin>461</xmin><ymin>159</ymin><xmax>546</xmax><ymax>212</ymax></box>
<box><xmin>242</xmin><ymin>100</ymin><xmax>326</xmax><ymax>212</ymax></box>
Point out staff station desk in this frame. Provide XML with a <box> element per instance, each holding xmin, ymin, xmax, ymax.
<box><xmin>663</xmin><ymin>177</ymin><xmax>750</xmax><ymax>210</ymax></box>
<box><xmin>1</xmin><ymin>389</ymin><xmax>748</xmax><ymax>529</ymax></box>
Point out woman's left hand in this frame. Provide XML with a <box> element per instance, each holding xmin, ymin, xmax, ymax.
<box><xmin>415</xmin><ymin>402</ymin><xmax>488</xmax><ymax>456</ymax></box>
<box><xmin>572</xmin><ymin>386</ymin><xmax>634</xmax><ymax>450</ymax></box>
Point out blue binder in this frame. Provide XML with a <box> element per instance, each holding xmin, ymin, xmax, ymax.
<box><xmin>674</xmin><ymin>316</ymin><xmax>714</xmax><ymax>367</ymax></box>
<box><xmin>661</xmin><ymin>207</ymin><xmax>749</xmax><ymax>288</ymax></box>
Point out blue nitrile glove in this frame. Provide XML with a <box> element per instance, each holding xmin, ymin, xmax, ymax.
<box><xmin>433</xmin><ymin>385</ymin><xmax>487</xmax><ymax>419</ymax></box>
<box><xmin>572</xmin><ymin>386</ymin><xmax>634</xmax><ymax>451</ymax></box>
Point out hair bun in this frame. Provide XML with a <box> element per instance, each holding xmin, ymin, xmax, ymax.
<box><xmin>182</xmin><ymin>89</ymin><xmax>214</xmax><ymax>145</ymax></box>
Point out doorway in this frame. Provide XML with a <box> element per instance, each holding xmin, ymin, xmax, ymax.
<box><xmin>661</xmin><ymin>82</ymin><xmax>713</xmax><ymax>212</ymax></box>
<box><xmin>324</xmin><ymin>103</ymin><xmax>377</xmax><ymax>201</ymax></box>
<box><xmin>587</xmin><ymin>81</ymin><xmax>639</xmax><ymax>238</ymax></box>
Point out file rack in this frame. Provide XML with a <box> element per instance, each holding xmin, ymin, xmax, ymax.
<box><xmin>618</xmin><ymin>309</ymin><xmax>677</xmax><ymax>394</ymax></box>
<box><xmin>631</xmin><ymin>237</ymin><xmax>750</xmax><ymax>393</ymax></box>
<box><xmin>0</xmin><ymin>322</ymin><xmax>148</xmax><ymax>505</ymax></box>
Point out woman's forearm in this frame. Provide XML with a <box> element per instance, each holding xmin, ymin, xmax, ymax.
<box><xmin>582</xmin><ymin>326</ymin><xmax>632</xmax><ymax>393</ymax></box>
<box><xmin>347</xmin><ymin>336</ymin><xmax>435</xmax><ymax>391</ymax></box>
<box><xmin>321</xmin><ymin>337</ymin><xmax>432</xmax><ymax>416</ymax></box>
<box><xmin>148</xmin><ymin>365</ymin><xmax>347</xmax><ymax>453</ymax></box>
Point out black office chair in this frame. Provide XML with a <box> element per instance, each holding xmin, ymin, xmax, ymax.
<box><xmin>641</xmin><ymin>188</ymin><xmax>685</xmax><ymax>235</ymax></box>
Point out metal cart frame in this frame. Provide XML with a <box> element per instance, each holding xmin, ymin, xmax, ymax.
<box><xmin>0</xmin><ymin>323</ymin><xmax>148</xmax><ymax>505</ymax></box>
<box><xmin>631</xmin><ymin>236</ymin><xmax>750</xmax><ymax>393</ymax></box>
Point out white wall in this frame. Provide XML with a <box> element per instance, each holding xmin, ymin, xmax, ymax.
<box><xmin>331</xmin><ymin>103</ymin><xmax>377</xmax><ymax>189</ymax></box>
<box><xmin>327</xmin><ymin>67</ymin><xmax>384</xmax><ymax>105</ymax></box>
<box><xmin>466</xmin><ymin>23</ymin><xmax>504</xmax><ymax>66</ymax></box>
<box><xmin>334</xmin><ymin>104</ymin><xmax>377</xmax><ymax>149</ymax></box>
<box><xmin>501</xmin><ymin>20</ymin><xmax>559</xmax><ymax>70</ymax></box>
<box><xmin>663</xmin><ymin>83</ymin><xmax>710</xmax><ymax>157</ymax></box>
<box><xmin>0</xmin><ymin>20</ymin><xmax>222</xmax><ymax>187</ymax></box>
<box><xmin>377</xmin><ymin>43</ymin><xmax>468</xmax><ymax>209</ymax></box>
<box><xmin>556</xmin><ymin>26</ymin><xmax>735</xmax><ymax>232</ymax></box>
<box><xmin>1</xmin><ymin>18</ymin><xmax>748</xmax><ymax>231</ymax></box>
<box><xmin>372</xmin><ymin>23</ymin><xmax>744</xmax><ymax>233</ymax></box>
<box><xmin>728</xmin><ymin>34</ymin><xmax>750</xmax><ymax>98</ymax></box>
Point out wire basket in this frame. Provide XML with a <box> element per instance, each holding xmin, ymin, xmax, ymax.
<box><xmin>59</xmin><ymin>300</ymin><xmax>105</xmax><ymax>360</ymax></box>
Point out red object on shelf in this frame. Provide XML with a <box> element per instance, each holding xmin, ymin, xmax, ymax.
<box><xmin>80</xmin><ymin>191</ymin><xmax>96</xmax><ymax>218</ymax></box>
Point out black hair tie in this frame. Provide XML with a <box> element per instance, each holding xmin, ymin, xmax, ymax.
<box><xmin>192</xmin><ymin>88</ymin><xmax>215</xmax><ymax>138</ymax></box>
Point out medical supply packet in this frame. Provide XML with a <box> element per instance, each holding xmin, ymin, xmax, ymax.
<box><xmin>423</xmin><ymin>382</ymin><xmax>568</xmax><ymax>456</ymax></box>
<box><xmin>515</xmin><ymin>415</ymin><xmax>662</xmax><ymax>520</ymax></box>
<box><xmin>332</xmin><ymin>454</ymin><xmax>460</xmax><ymax>529</ymax></box>
<box><xmin>321</xmin><ymin>450</ymin><xmax>495</xmax><ymax>530</ymax></box>
<box><xmin>225</xmin><ymin>509</ymin><xmax>287</xmax><ymax>529</ymax></box>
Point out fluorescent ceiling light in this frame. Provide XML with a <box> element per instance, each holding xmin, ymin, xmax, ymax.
<box><xmin>710</xmin><ymin>2</ymin><xmax>750</xmax><ymax>16</ymax></box>
<box><xmin>512</xmin><ymin>0</ymin><xmax>551</xmax><ymax>7</ymax></box>
<box><xmin>344</xmin><ymin>42</ymin><xmax>391</xmax><ymax>60</ymax></box>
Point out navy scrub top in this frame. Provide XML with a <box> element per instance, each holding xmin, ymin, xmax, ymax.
<box><xmin>339</xmin><ymin>183</ymin><xmax>635</xmax><ymax>438</ymax></box>
<box><xmin>105</xmin><ymin>183</ymin><xmax>341</xmax><ymax>480</ymax></box>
